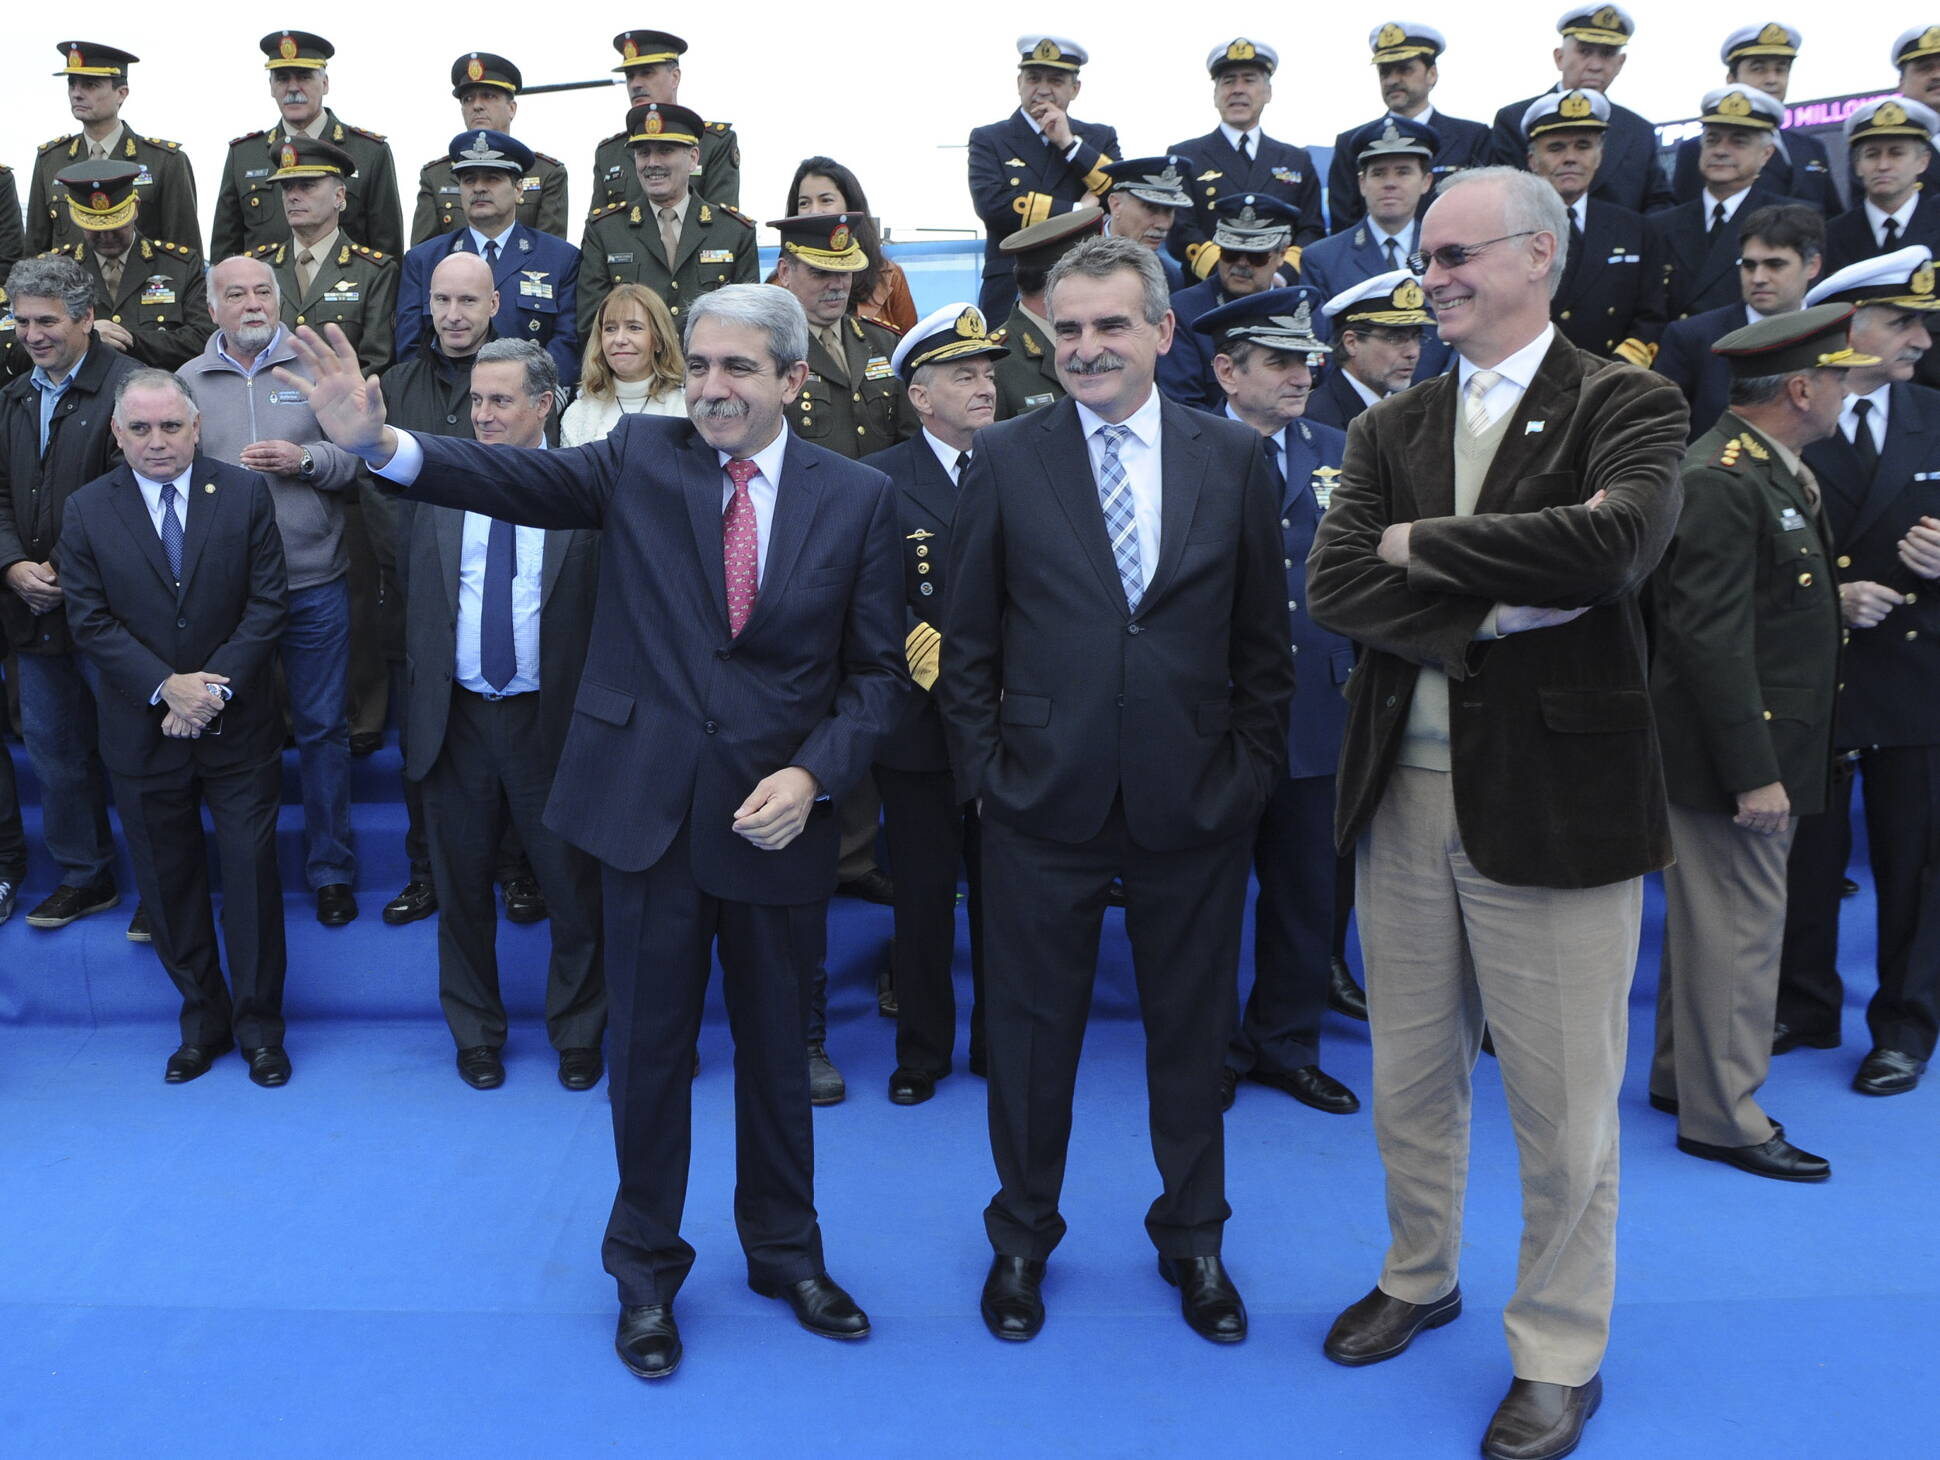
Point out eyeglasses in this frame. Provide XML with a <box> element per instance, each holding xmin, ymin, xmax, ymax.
<box><xmin>1406</xmin><ymin>232</ymin><xmax>1539</xmax><ymax>276</ymax></box>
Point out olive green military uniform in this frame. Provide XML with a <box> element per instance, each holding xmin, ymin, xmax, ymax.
<box><xmin>411</xmin><ymin>152</ymin><xmax>570</xmax><ymax>245</ymax></box>
<box><xmin>254</xmin><ymin>234</ymin><xmax>399</xmax><ymax>375</ymax></box>
<box><xmin>576</xmin><ymin>195</ymin><xmax>757</xmax><ymax>337</ymax></box>
<box><xmin>991</xmin><ymin>306</ymin><xmax>1065</xmax><ymax>419</ymax></box>
<box><xmin>589</xmin><ymin>121</ymin><xmax>739</xmax><ymax>213</ymax></box>
<box><xmin>788</xmin><ymin>313</ymin><xmax>920</xmax><ymax>457</ymax></box>
<box><xmin>0</xmin><ymin>165</ymin><xmax>23</xmax><ymax>278</ymax></box>
<box><xmin>51</xmin><ymin>234</ymin><xmax>210</xmax><ymax>370</ymax></box>
<box><xmin>213</xmin><ymin>114</ymin><xmax>403</xmax><ymax>261</ymax></box>
<box><xmin>27</xmin><ymin>129</ymin><xmax>200</xmax><ymax>257</ymax></box>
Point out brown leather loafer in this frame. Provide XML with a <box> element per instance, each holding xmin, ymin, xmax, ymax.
<box><xmin>1323</xmin><ymin>1284</ymin><xmax>1462</xmax><ymax>1366</ymax></box>
<box><xmin>1481</xmin><ymin>1373</ymin><xmax>1603</xmax><ymax>1460</ymax></box>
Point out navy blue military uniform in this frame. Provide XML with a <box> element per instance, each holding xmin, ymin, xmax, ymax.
<box><xmin>1491</xmin><ymin>90</ymin><xmax>1672</xmax><ymax>214</ymax></box>
<box><xmin>1166</xmin><ymin>130</ymin><xmax>1323</xmax><ymax>276</ymax></box>
<box><xmin>1327</xmin><ymin>111</ymin><xmax>1490</xmax><ymax>230</ymax></box>
<box><xmin>395</xmin><ymin>222</ymin><xmax>580</xmax><ymax>387</ymax></box>
<box><xmin>1654</xmin><ymin>301</ymin><xmax>1751</xmax><ymax>442</ymax></box>
<box><xmin>1645</xmin><ymin>184</ymin><xmax>1809</xmax><ymax>325</ymax></box>
<box><xmin>1554</xmin><ymin>199</ymin><xmax>1657</xmax><ymax>356</ymax></box>
<box><xmin>967</xmin><ymin>104</ymin><xmax>1118</xmax><ymax>321</ymax></box>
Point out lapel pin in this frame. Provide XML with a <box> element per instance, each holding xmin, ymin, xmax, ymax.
<box><xmin>1524</xmin><ymin>420</ymin><xmax>1545</xmax><ymax>434</ymax></box>
<box><xmin>203</xmin><ymin>482</ymin><xmax>216</xmax><ymax>493</ymax></box>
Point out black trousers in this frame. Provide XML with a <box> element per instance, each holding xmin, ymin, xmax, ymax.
<box><xmin>875</xmin><ymin>763</ymin><xmax>985</xmax><ymax>1076</ymax></box>
<box><xmin>1780</xmin><ymin>746</ymin><xmax>1940</xmax><ymax>1058</ymax></box>
<box><xmin>601</xmin><ymin>819</ymin><xmax>828</xmax><ymax>1306</ymax></box>
<box><xmin>1229</xmin><ymin>772</ymin><xmax>1336</xmax><ymax>1075</ymax></box>
<box><xmin>396</xmin><ymin>657</ymin><xmax>533</xmax><ymax>885</ymax></box>
<box><xmin>111</xmin><ymin>751</ymin><xmax>286</xmax><ymax>1047</ymax></box>
<box><xmin>979</xmin><ymin>799</ymin><xmax>1250</xmax><ymax>1261</ymax></box>
<box><xmin>419</xmin><ymin>688</ymin><xmax>604</xmax><ymax>1051</ymax></box>
<box><xmin>0</xmin><ymin>654</ymin><xmax>23</xmax><ymax>882</ymax></box>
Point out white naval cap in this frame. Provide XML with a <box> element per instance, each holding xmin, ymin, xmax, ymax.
<box><xmin>1843</xmin><ymin>95</ymin><xmax>1940</xmax><ymax>145</ymax></box>
<box><xmin>1804</xmin><ymin>245</ymin><xmax>1940</xmax><ymax>310</ymax></box>
<box><xmin>1367</xmin><ymin>22</ymin><xmax>1446</xmax><ymax>64</ymax></box>
<box><xmin>1893</xmin><ymin>24</ymin><xmax>1940</xmax><ymax>68</ymax></box>
<box><xmin>1017</xmin><ymin>36</ymin><xmax>1087</xmax><ymax>70</ymax></box>
<box><xmin>890</xmin><ymin>303</ymin><xmax>1009</xmax><ymax>381</ymax></box>
<box><xmin>1523</xmin><ymin>88</ymin><xmax>1613</xmax><ymax>139</ymax></box>
<box><xmin>1722</xmin><ymin>22</ymin><xmax>1801</xmax><ymax>64</ymax></box>
<box><xmin>1698</xmin><ymin>83</ymin><xmax>1786</xmax><ymax>130</ymax></box>
<box><xmin>1323</xmin><ymin>268</ymin><xmax>1436</xmax><ymax>327</ymax></box>
<box><xmin>1206</xmin><ymin>38</ymin><xmax>1278</xmax><ymax>75</ymax></box>
<box><xmin>1557</xmin><ymin>5</ymin><xmax>1635</xmax><ymax>45</ymax></box>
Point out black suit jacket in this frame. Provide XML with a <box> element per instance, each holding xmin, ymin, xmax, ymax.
<box><xmin>0</xmin><ymin>343</ymin><xmax>142</xmax><ymax>653</ymax></box>
<box><xmin>937</xmin><ymin>395</ymin><xmax>1294</xmax><ymax>850</ymax></box>
<box><xmin>1823</xmin><ymin>191</ymin><xmax>1940</xmax><ymax>273</ymax></box>
<box><xmin>967</xmin><ymin>111</ymin><xmax>1120</xmax><ymax>292</ymax></box>
<box><xmin>1804</xmin><ymin>381</ymin><xmax>1940</xmax><ymax>748</ymax></box>
<box><xmin>1652</xmin><ymin>301</ymin><xmax>1746</xmax><ymax>443</ymax></box>
<box><xmin>384</xmin><ymin>417</ymin><xmax>906</xmax><ymax>901</ymax></box>
<box><xmin>1305</xmin><ymin>364</ymin><xmax>1377</xmax><ymax>433</ymax></box>
<box><xmin>1308</xmin><ymin>334</ymin><xmax>1688</xmax><ymax>888</ymax></box>
<box><xmin>1491</xmin><ymin>89</ymin><xmax>1674</xmax><ymax>214</ymax></box>
<box><xmin>1554</xmin><ymin>199</ymin><xmax>1658</xmax><ymax>355</ymax></box>
<box><xmin>1644</xmin><ymin>185</ymin><xmax>1808</xmax><ymax>324</ymax></box>
<box><xmin>1327</xmin><ymin>111</ymin><xmax>1493</xmax><ymax>229</ymax></box>
<box><xmin>399</xmin><ymin>492</ymin><xmax>600</xmax><ymax>782</ymax></box>
<box><xmin>869</xmin><ymin>435</ymin><xmax>957</xmax><ymax>775</ymax></box>
<box><xmin>56</xmin><ymin>456</ymin><xmax>288</xmax><ymax>777</ymax></box>
<box><xmin>1167</xmin><ymin>127</ymin><xmax>1326</xmax><ymax>273</ymax></box>
<box><xmin>1672</xmin><ymin>129</ymin><xmax>1839</xmax><ymax>214</ymax></box>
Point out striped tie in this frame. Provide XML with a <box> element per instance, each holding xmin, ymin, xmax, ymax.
<box><xmin>1095</xmin><ymin>423</ymin><xmax>1143</xmax><ymax>611</ymax></box>
<box><xmin>1464</xmin><ymin>369</ymin><xmax>1501</xmax><ymax>435</ymax></box>
<box><xmin>159</xmin><ymin>483</ymin><xmax>183</xmax><ymax>582</ymax></box>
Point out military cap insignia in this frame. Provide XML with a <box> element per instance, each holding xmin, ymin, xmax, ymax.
<box><xmin>1226</xmin><ymin>40</ymin><xmax>1257</xmax><ymax>62</ymax></box>
<box><xmin>1277</xmin><ymin>302</ymin><xmax>1315</xmax><ymax>335</ymax></box>
<box><xmin>1560</xmin><ymin>92</ymin><xmax>1594</xmax><ymax>120</ymax></box>
<box><xmin>955</xmin><ymin>306</ymin><xmax>986</xmax><ymax>337</ymax></box>
<box><xmin>1758</xmin><ymin>23</ymin><xmax>1789</xmax><ymax>45</ymax></box>
<box><xmin>1380</xmin><ymin>120</ymin><xmax>1405</xmax><ymax>145</ymax></box>
<box><xmin>1593</xmin><ymin>6</ymin><xmax>1621</xmax><ymax>29</ymax></box>
<box><xmin>1377</xmin><ymin>23</ymin><xmax>1407</xmax><ymax>48</ymax></box>
<box><xmin>1155</xmin><ymin>165</ymin><xmax>1182</xmax><ymax>188</ymax></box>
<box><xmin>1235</xmin><ymin>202</ymin><xmax>1262</xmax><ymax>227</ymax></box>
<box><xmin>89</xmin><ymin>191</ymin><xmax>109</xmax><ymax>212</ymax></box>
<box><xmin>68</xmin><ymin>44</ymin><xmax>87</xmax><ymax>68</ymax></box>
<box><xmin>622</xmin><ymin>36</ymin><xmax>640</xmax><ymax>61</ymax></box>
<box><xmin>1925</xmin><ymin>26</ymin><xmax>1940</xmax><ymax>50</ymax></box>
<box><xmin>278</xmin><ymin>34</ymin><xmax>299</xmax><ymax>61</ymax></box>
<box><xmin>1032</xmin><ymin>38</ymin><xmax>1061</xmax><ymax>63</ymax></box>
<box><xmin>1394</xmin><ymin>279</ymin><xmax>1426</xmax><ymax>310</ymax></box>
<box><xmin>1878</xmin><ymin>101</ymin><xmax>1909</xmax><ymax>128</ymax></box>
<box><xmin>1719</xmin><ymin>91</ymin><xmax>1753</xmax><ymax>119</ymax></box>
<box><xmin>643</xmin><ymin>110</ymin><xmax>664</xmax><ymax>136</ymax></box>
<box><xmin>281</xmin><ymin>143</ymin><xmax>298</xmax><ymax>170</ymax></box>
<box><xmin>1916</xmin><ymin>262</ymin><xmax>1937</xmax><ymax>298</ymax></box>
<box><xmin>466</xmin><ymin>55</ymin><xmax>485</xmax><ymax>82</ymax></box>
<box><xmin>830</xmin><ymin>222</ymin><xmax>853</xmax><ymax>252</ymax></box>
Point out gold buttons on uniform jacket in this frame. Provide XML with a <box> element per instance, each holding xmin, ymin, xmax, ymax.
<box><xmin>1764</xmin><ymin>710</ymin><xmax>1773</xmax><ymax>720</ymax></box>
<box><xmin>1908</xmin><ymin>630</ymin><xmax>1920</xmax><ymax>640</ymax></box>
<box><xmin>915</xmin><ymin>545</ymin><xmax>928</xmax><ymax>557</ymax></box>
<box><xmin>1838</xmin><ymin>555</ymin><xmax>1852</xmax><ymax>568</ymax></box>
<box><xmin>1907</xmin><ymin>591</ymin><xmax>1919</xmax><ymax>603</ymax></box>
<box><xmin>917</xmin><ymin>563</ymin><xmax>930</xmax><ymax>574</ymax></box>
<box><xmin>1799</xmin><ymin>572</ymin><xmax>1814</xmax><ymax>586</ymax></box>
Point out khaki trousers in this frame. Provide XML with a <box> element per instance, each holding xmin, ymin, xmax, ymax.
<box><xmin>1357</xmin><ymin>765</ymin><xmax>1641</xmax><ymax>1386</ymax></box>
<box><xmin>1651</xmin><ymin>802</ymin><xmax>1791</xmax><ymax>1147</ymax></box>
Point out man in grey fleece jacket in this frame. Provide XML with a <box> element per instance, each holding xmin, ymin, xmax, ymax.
<box><xmin>177</xmin><ymin>255</ymin><xmax>362</xmax><ymax>924</ymax></box>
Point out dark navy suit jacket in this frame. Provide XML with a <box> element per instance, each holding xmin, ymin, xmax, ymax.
<box><xmin>1260</xmin><ymin>412</ymin><xmax>1354</xmax><ymax>778</ymax></box>
<box><xmin>1553</xmin><ymin>199</ymin><xmax>1658</xmax><ymax>355</ymax></box>
<box><xmin>867</xmin><ymin>434</ymin><xmax>958</xmax><ymax>776</ymax></box>
<box><xmin>395</xmin><ymin>221</ymin><xmax>582</xmax><ymax>385</ymax></box>
<box><xmin>1326</xmin><ymin>110</ymin><xmax>1493</xmax><ymax>229</ymax></box>
<box><xmin>1300</xmin><ymin>221</ymin><xmax>1453</xmax><ymax>382</ymax></box>
<box><xmin>1644</xmin><ymin>183</ymin><xmax>1809</xmax><ymax>324</ymax></box>
<box><xmin>1490</xmin><ymin>89</ymin><xmax>1674</xmax><ymax>214</ymax></box>
<box><xmin>967</xmin><ymin>110</ymin><xmax>1120</xmax><ymax>294</ymax></box>
<box><xmin>1166</xmin><ymin>126</ymin><xmax>1326</xmax><ymax>271</ymax></box>
<box><xmin>385</xmin><ymin>417</ymin><xmax>907</xmax><ymax>900</ymax></box>
<box><xmin>1304</xmin><ymin>363</ymin><xmax>1377</xmax><ymax>433</ymax></box>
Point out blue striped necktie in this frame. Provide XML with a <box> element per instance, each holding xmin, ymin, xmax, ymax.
<box><xmin>160</xmin><ymin>482</ymin><xmax>183</xmax><ymax>581</ymax></box>
<box><xmin>1095</xmin><ymin>423</ymin><xmax>1143</xmax><ymax>611</ymax></box>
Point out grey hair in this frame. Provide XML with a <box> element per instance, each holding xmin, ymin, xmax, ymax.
<box><xmin>475</xmin><ymin>338</ymin><xmax>558</xmax><ymax>405</ymax></box>
<box><xmin>5</xmin><ymin>256</ymin><xmax>96</xmax><ymax>322</ymax></box>
<box><xmin>685</xmin><ymin>283</ymin><xmax>809</xmax><ymax>372</ymax></box>
<box><xmin>209</xmin><ymin>254</ymin><xmax>283</xmax><ymax>310</ymax></box>
<box><xmin>1437</xmin><ymin>166</ymin><xmax>1570</xmax><ymax>296</ymax></box>
<box><xmin>1047</xmin><ymin>235</ymin><xmax>1171</xmax><ymax>327</ymax></box>
<box><xmin>1727</xmin><ymin>371</ymin><xmax>1799</xmax><ymax>407</ymax></box>
<box><xmin>113</xmin><ymin>368</ymin><xmax>200</xmax><ymax>426</ymax></box>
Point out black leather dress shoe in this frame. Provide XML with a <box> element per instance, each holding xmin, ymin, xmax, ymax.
<box><xmin>315</xmin><ymin>884</ymin><xmax>358</xmax><ymax>926</ymax></box>
<box><xmin>1247</xmin><ymin>1065</ymin><xmax>1361</xmax><ymax>1115</ymax></box>
<box><xmin>1323</xmin><ymin>1285</ymin><xmax>1462</xmax><ymax>1366</ymax></box>
<box><xmin>1328</xmin><ymin>957</ymin><xmax>1370</xmax><ymax>1021</ymax></box>
<box><xmin>888</xmin><ymin>1067</ymin><xmax>935</xmax><ymax>1105</ymax></box>
<box><xmin>24</xmin><ymin>880</ymin><xmax>119</xmax><ymax>929</ymax></box>
<box><xmin>559</xmin><ymin>1047</ymin><xmax>603</xmax><ymax>1090</ymax></box>
<box><xmin>836</xmin><ymin>868</ymin><xmax>896</xmax><ymax>905</ymax></box>
<box><xmin>981</xmin><ymin>1255</ymin><xmax>1046</xmax><ymax>1341</ymax></box>
<box><xmin>615</xmin><ymin>1304</ymin><xmax>681</xmax><ymax>1379</ymax></box>
<box><xmin>126</xmin><ymin>902</ymin><xmax>152</xmax><ymax>943</ymax></box>
<box><xmin>1219</xmin><ymin>1067</ymin><xmax>1238</xmax><ymax>1113</ymax></box>
<box><xmin>1676</xmin><ymin>1129</ymin><xmax>1830</xmax><ymax>1182</ymax></box>
<box><xmin>1159</xmin><ymin>1255</ymin><xmax>1247</xmax><ymax>1342</ymax></box>
<box><xmin>1841</xmin><ymin>876</ymin><xmax>1859</xmax><ymax>898</ymax></box>
<box><xmin>749</xmin><ymin>1273</ymin><xmax>870</xmax><ymax>1339</ymax></box>
<box><xmin>381</xmin><ymin>879</ymin><xmax>438</xmax><ymax>926</ymax></box>
<box><xmin>501</xmin><ymin>875</ymin><xmax>548</xmax><ymax>923</ymax></box>
<box><xmin>1854</xmin><ymin>1048</ymin><xmax>1925</xmax><ymax>1096</ymax></box>
<box><xmin>1647</xmin><ymin>1091</ymin><xmax>1679</xmax><ymax>1116</ymax></box>
<box><xmin>165</xmin><ymin>1038</ymin><xmax>234</xmax><ymax>1084</ymax></box>
<box><xmin>1771</xmin><ymin>1021</ymin><xmax>1839</xmax><ymax>1055</ymax></box>
<box><xmin>1105</xmin><ymin>877</ymin><xmax>1127</xmax><ymax>907</ymax></box>
<box><xmin>457</xmin><ymin>1046</ymin><xmax>505</xmax><ymax>1089</ymax></box>
<box><xmin>349</xmin><ymin>731</ymin><xmax>384</xmax><ymax>758</ymax></box>
<box><xmin>1482</xmin><ymin>1373</ymin><xmax>1603</xmax><ymax>1460</ymax></box>
<box><xmin>244</xmin><ymin>1045</ymin><xmax>291</xmax><ymax>1087</ymax></box>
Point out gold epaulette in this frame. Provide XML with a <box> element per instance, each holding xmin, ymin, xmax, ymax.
<box><xmin>586</xmin><ymin>200</ymin><xmax>628</xmax><ymax>223</ymax></box>
<box><xmin>533</xmin><ymin>150</ymin><xmax>562</xmax><ymax>166</ymax></box>
<box><xmin>348</xmin><ymin>242</ymin><xmax>390</xmax><ymax>263</ymax></box>
<box><xmin>714</xmin><ymin>202</ymin><xmax>754</xmax><ymax>228</ymax></box>
<box><xmin>707</xmin><ymin>121</ymin><xmax>732</xmax><ymax>133</ymax></box>
<box><xmin>342</xmin><ymin>123</ymin><xmax>387</xmax><ymax>142</ymax></box>
<box><xmin>229</xmin><ymin>128</ymin><xmax>269</xmax><ymax>147</ymax></box>
<box><xmin>153</xmin><ymin>240</ymin><xmax>194</xmax><ymax>257</ymax></box>
<box><xmin>37</xmin><ymin>133</ymin><xmax>78</xmax><ymax>155</ymax></box>
<box><xmin>143</xmin><ymin>136</ymin><xmax>183</xmax><ymax>152</ymax></box>
<box><xmin>251</xmin><ymin>241</ymin><xmax>287</xmax><ymax>264</ymax></box>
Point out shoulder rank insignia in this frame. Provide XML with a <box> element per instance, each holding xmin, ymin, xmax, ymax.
<box><xmin>717</xmin><ymin>203</ymin><xmax>754</xmax><ymax>227</ymax></box>
<box><xmin>708</xmin><ymin>121</ymin><xmax>731</xmax><ymax>133</ymax></box>
<box><xmin>344</xmin><ymin>123</ymin><xmax>387</xmax><ymax>142</ymax></box>
<box><xmin>1716</xmin><ymin>437</ymin><xmax>1743</xmax><ymax>468</ymax></box>
<box><xmin>699</xmin><ymin>202</ymin><xmax>712</xmax><ymax>223</ymax></box>
<box><xmin>587</xmin><ymin>200</ymin><xmax>628</xmax><ymax>222</ymax></box>
<box><xmin>1739</xmin><ymin>432</ymin><xmax>1769</xmax><ymax>461</ymax></box>
<box><xmin>351</xmin><ymin>243</ymin><xmax>387</xmax><ymax>262</ymax></box>
<box><xmin>144</xmin><ymin>136</ymin><xmax>182</xmax><ymax>151</ymax></box>
<box><xmin>988</xmin><ymin>327</ymin><xmax>1009</xmax><ymax>345</ymax></box>
<box><xmin>38</xmin><ymin>133</ymin><xmax>78</xmax><ymax>155</ymax></box>
<box><xmin>229</xmin><ymin>129</ymin><xmax>269</xmax><ymax>146</ymax></box>
<box><xmin>1021</xmin><ymin>333</ymin><xmax>1043</xmax><ymax>358</ymax></box>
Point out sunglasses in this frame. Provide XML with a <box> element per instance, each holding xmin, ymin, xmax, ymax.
<box><xmin>1223</xmin><ymin>248</ymin><xmax>1278</xmax><ymax>266</ymax></box>
<box><xmin>1406</xmin><ymin>231</ymin><xmax>1539</xmax><ymax>276</ymax></box>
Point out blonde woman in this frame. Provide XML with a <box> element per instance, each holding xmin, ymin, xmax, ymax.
<box><xmin>560</xmin><ymin>284</ymin><xmax>686</xmax><ymax>445</ymax></box>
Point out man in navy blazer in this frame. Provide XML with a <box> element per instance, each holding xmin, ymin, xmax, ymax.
<box><xmin>1195</xmin><ymin>287</ymin><xmax>1362</xmax><ymax>1117</ymax></box>
<box><xmin>967</xmin><ymin>36</ymin><xmax>1120</xmax><ymax>322</ymax></box>
<box><xmin>1328</xmin><ymin>24</ymin><xmax>1492</xmax><ymax>230</ymax></box>
<box><xmin>58</xmin><ymin>369</ymin><xmax>290</xmax><ymax>1087</ymax></box>
<box><xmin>939</xmin><ymin>236</ymin><xmax>1294</xmax><ymax>1347</ymax></box>
<box><xmin>394</xmin><ymin>130</ymin><xmax>580</xmax><ymax>386</ymax></box>
<box><xmin>284</xmin><ymin>283</ymin><xmax>906</xmax><ymax>1379</ymax></box>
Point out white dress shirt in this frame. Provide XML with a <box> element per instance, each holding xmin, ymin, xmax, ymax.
<box><xmin>1075</xmin><ymin>387</ymin><xmax>1164</xmax><ymax>591</ymax></box>
<box><xmin>1344</xmin><ymin>371</ymin><xmax>1386</xmax><ymax>409</ymax></box>
<box><xmin>1220</xmin><ymin>122</ymin><xmax>1264</xmax><ymax>155</ymax></box>
<box><xmin>1454</xmin><ymin>323</ymin><xmax>1556</xmax><ymax>432</ymax></box>
<box><xmin>921</xmin><ymin>427</ymin><xmax>971</xmax><ymax>485</ymax></box>
<box><xmin>1865</xmin><ymin>194</ymin><xmax>1921</xmax><ymax>249</ymax></box>
<box><xmin>1703</xmin><ymin>184</ymin><xmax>1755</xmax><ymax>228</ymax></box>
<box><xmin>454</xmin><ymin>441</ymin><xmax>548</xmax><ymax>696</ymax></box>
<box><xmin>1843</xmin><ymin>382</ymin><xmax>1890</xmax><ymax>454</ymax></box>
<box><xmin>134</xmin><ymin>467</ymin><xmax>192</xmax><ymax>540</ymax></box>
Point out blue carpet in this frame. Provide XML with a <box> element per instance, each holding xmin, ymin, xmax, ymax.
<box><xmin>1</xmin><ymin>739</ymin><xmax>1935</xmax><ymax>1456</ymax></box>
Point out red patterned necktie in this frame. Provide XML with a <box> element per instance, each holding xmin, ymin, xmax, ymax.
<box><xmin>723</xmin><ymin>458</ymin><xmax>760</xmax><ymax>636</ymax></box>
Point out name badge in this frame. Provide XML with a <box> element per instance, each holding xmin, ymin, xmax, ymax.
<box><xmin>863</xmin><ymin>356</ymin><xmax>894</xmax><ymax>381</ymax></box>
<box><xmin>437</xmin><ymin>185</ymin><xmax>460</xmax><ymax>196</ymax></box>
<box><xmin>1804</xmin><ymin>159</ymin><xmax>1828</xmax><ymax>173</ymax></box>
<box><xmin>1778</xmin><ymin>506</ymin><xmax>1806</xmax><ymax>530</ymax></box>
<box><xmin>268</xmin><ymin>388</ymin><xmax>306</xmax><ymax>406</ymax></box>
<box><xmin>322</xmin><ymin>287</ymin><xmax>361</xmax><ymax>303</ymax></box>
<box><xmin>1608</xmin><ymin>251</ymin><xmax>1640</xmax><ymax>263</ymax></box>
<box><xmin>606</xmin><ymin>251</ymin><xmax>635</xmax><ymax>264</ymax></box>
<box><xmin>1024</xmin><ymin>392</ymin><xmax>1056</xmax><ymax>407</ymax></box>
<box><xmin>699</xmin><ymin>248</ymin><xmax>735</xmax><ymax>264</ymax></box>
<box><xmin>1915</xmin><ymin>470</ymin><xmax>1940</xmax><ymax>482</ymax></box>
<box><xmin>804</xmin><ymin>372</ymin><xmax>823</xmax><ymax>384</ymax></box>
<box><xmin>244</xmin><ymin>167</ymin><xmax>271</xmax><ymax>180</ymax></box>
